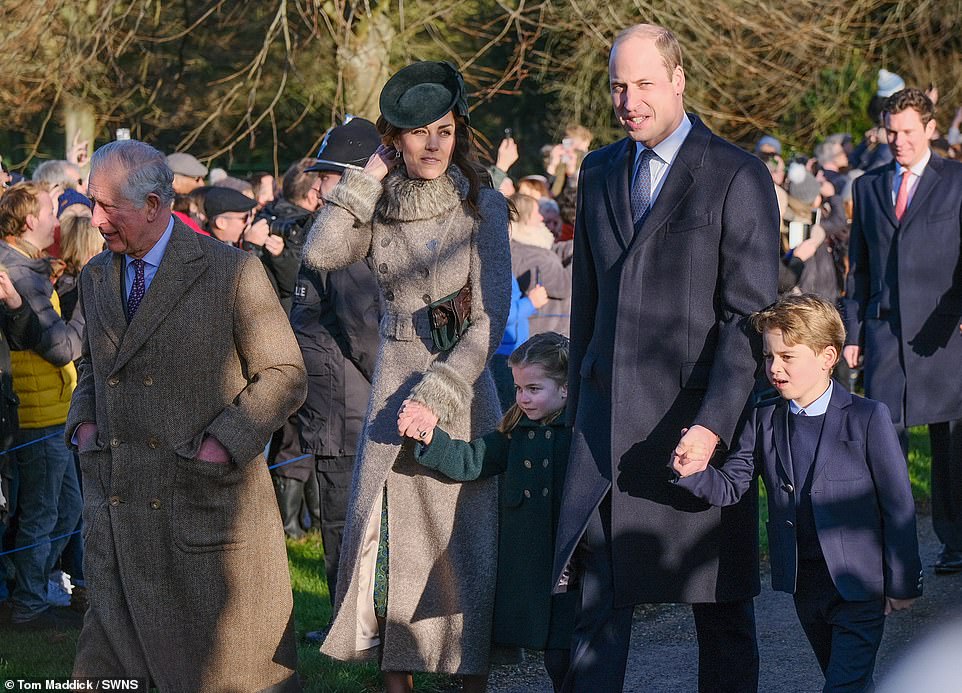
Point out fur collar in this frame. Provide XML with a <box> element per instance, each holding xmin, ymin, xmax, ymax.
<box><xmin>510</xmin><ymin>221</ymin><xmax>555</xmax><ymax>250</ymax></box>
<box><xmin>377</xmin><ymin>165</ymin><xmax>470</xmax><ymax>222</ymax></box>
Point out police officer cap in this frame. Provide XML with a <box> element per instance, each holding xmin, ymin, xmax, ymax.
<box><xmin>204</xmin><ymin>187</ymin><xmax>256</xmax><ymax>219</ymax></box>
<box><xmin>305</xmin><ymin>118</ymin><xmax>381</xmax><ymax>174</ymax></box>
<box><xmin>378</xmin><ymin>61</ymin><xmax>470</xmax><ymax>130</ymax></box>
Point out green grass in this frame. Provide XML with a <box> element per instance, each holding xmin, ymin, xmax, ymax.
<box><xmin>756</xmin><ymin>425</ymin><xmax>932</xmax><ymax>557</ymax></box>
<box><xmin>0</xmin><ymin>535</ymin><xmax>455</xmax><ymax>691</ymax></box>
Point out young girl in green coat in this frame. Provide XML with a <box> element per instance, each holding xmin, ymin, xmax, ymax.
<box><xmin>398</xmin><ymin>331</ymin><xmax>576</xmax><ymax>691</ymax></box>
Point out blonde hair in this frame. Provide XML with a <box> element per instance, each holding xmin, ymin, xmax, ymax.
<box><xmin>751</xmin><ymin>294</ymin><xmax>845</xmax><ymax>364</ymax></box>
<box><xmin>565</xmin><ymin>124</ymin><xmax>593</xmax><ymax>146</ymax></box>
<box><xmin>499</xmin><ymin>331</ymin><xmax>569</xmax><ymax>433</ymax></box>
<box><xmin>59</xmin><ymin>211</ymin><xmax>104</xmax><ymax>274</ymax></box>
<box><xmin>612</xmin><ymin>23</ymin><xmax>684</xmax><ymax>79</ymax></box>
<box><xmin>0</xmin><ymin>182</ymin><xmax>47</xmax><ymax>238</ymax></box>
<box><xmin>509</xmin><ymin>193</ymin><xmax>539</xmax><ymax>224</ymax></box>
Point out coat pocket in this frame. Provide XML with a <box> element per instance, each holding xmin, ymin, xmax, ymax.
<box><xmin>172</xmin><ymin>456</ymin><xmax>245</xmax><ymax>552</ymax></box>
<box><xmin>667</xmin><ymin>212</ymin><xmax>713</xmax><ymax>234</ymax></box>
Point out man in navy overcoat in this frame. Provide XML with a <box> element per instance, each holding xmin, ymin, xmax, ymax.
<box><xmin>552</xmin><ymin>22</ymin><xmax>778</xmax><ymax>692</ymax></box>
<box><xmin>842</xmin><ymin>87</ymin><xmax>962</xmax><ymax>574</ymax></box>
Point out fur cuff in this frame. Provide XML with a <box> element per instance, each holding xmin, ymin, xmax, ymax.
<box><xmin>409</xmin><ymin>361</ymin><xmax>472</xmax><ymax>426</ymax></box>
<box><xmin>325</xmin><ymin>168</ymin><xmax>384</xmax><ymax>224</ymax></box>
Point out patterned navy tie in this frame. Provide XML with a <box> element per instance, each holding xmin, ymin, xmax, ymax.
<box><xmin>127</xmin><ymin>259</ymin><xmax>146</xmax><ymax>322</ymax></box>
<box><xmin>630</xmin><ymin>148</ymin><xmax>658</xmax><ymax>227</ymax></box>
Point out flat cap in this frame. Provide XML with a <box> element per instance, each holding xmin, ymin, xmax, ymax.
<box><xmin>204</xmin><ymin>186</ymin><xmax>256</xmax><ymax>219</ymax></box>
<box><xmin>379</xmin><ymin>61</ymin><xmax>469</xmax><ymax>130</ymax></box>
<box><xmin>166</xmin><ymin>152</ymin><xmax>208</xmax><ymax>178</ymax></box>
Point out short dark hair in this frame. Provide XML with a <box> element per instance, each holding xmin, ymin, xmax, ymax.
<box><xmin>282</xmin><ymin>159</ymin><xmax>319</xmax><ymax>203</ymax></box>
<box><xmin>884</xmin><ymin>88</ymin><xmax>936</xmax><ymax>127</ymax></box>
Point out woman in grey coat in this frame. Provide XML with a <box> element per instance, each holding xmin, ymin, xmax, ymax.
<box><xmin>301</xmin><ymin>62</ymin><xmax>511</xmax><ymax>690</ymax></box>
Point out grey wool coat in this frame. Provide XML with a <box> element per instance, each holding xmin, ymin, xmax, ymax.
<box><xmin>66</xmin><ymin>220</ymin><xmax>308</xmax><ymax>692</ymax></box>
<box><xmin>302</xmin><ymin>165</ymin><xmax>511</xmax><ymax>674</ymax></box>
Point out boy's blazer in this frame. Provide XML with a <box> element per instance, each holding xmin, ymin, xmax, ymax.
<box><xmin>676</xmin><ymin>382</ymin><xmax>923</xmax><ymax>601</ymax></box>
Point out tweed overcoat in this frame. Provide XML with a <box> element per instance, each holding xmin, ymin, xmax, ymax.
<box><xmin>552</xmin><ymin>116</ymin><xmax>779</xmax><ymax>606</ymax></box>
<box><xmin>66</xmin><ymin>220</ymin><xmax>307</xmax><ymax>692</ymax></box>
<box><xmin>302</xmin><ymin>165</ymin><xmax>511</xmax><ymax>674</ymax></box>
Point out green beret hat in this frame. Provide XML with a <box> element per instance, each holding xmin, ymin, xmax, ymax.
<box><xmin>379</xmin><ymin>61</ymin><xmax>470</xmax><ymax>129</ymax></box>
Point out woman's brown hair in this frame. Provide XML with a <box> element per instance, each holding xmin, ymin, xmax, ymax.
<box><xmin>499</xmin><ymin>331</ymin><xmax>569</xmax><ymax>433</ymax></box>
<box><xmin>375</xmin><ymin>112</ymin><xmax>486</xmax><ymax>215</ymax></box>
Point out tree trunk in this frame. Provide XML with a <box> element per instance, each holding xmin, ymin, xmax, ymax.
<box><xmin>338</xmin><ymin>13</ymin><xmax>395</xmax><ymax>122</ymax></box>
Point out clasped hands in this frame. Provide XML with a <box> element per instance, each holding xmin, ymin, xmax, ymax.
<box><xmin>670</xmin><ymin>425</ymin><xmax>719</xmax><ymax>478</ymax></box>
<box><xmin>397</xmin><ymin>399</ymin><xmax>439</xmax><ymax>446</ymax></box>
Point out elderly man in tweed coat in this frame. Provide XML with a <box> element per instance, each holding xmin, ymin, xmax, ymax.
<box><xmin>67</xmin><ymin>140</ymin><xmax>307</xmax><ymax>692</ymax></box>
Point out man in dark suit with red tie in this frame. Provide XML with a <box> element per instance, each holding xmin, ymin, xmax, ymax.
<box><xmin>843</xmin><ymin>87</ymin><xmax>962</xmax><ymax>575</ymax></box>
<box><xmin>553</xmin><ymin>22</ymin><xmax>779</xmax><ymax>692</ymax></box>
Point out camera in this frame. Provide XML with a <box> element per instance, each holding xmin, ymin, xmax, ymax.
<box><xmin>253</xmin><ymin>210</ymin><xmax>300</xmax><ymax>240</ymax></box>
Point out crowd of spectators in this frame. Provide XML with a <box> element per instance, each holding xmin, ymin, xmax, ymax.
<box><xmin>0</xmin><ymin>64</ymin><xmax>951</xmax><ymax>633</ymax></box>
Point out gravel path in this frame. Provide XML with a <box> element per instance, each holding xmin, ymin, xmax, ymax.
<box><xmin>483</xmin><ymin>516</ymin><xmax>962</xmax><ymax>692</ymax></box>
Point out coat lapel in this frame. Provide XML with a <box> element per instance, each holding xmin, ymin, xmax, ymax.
<box><xmin>811</xmin><ymin>383</ymin><xmax>852</xmax><ymax>484</ymax></box>
<box><xmin>90</xmin><ymin>252</ymin><xmax>126</xmax><ymax>350</ymax></box>
<box><xmin>627</xmin><ymin>115</ymin><xmax>706</xmax><ymax>253</ymax></box>
<box><xmin>110</xmin><ymin>221</ymin><xmax>208</xmax><ymax>375</ymax></box>
<box><xmin>772</xmin><ymin>400</ymin><xmax>793</xmax><ymax>486</ymax></box>
<box><xmin>605</xmin><ymin>139</ymin><xmax>636</xmax><ymax>252</ymax></box>
<box><xmin>899</xmin><ymin>154</ymin><xmax>942</xmax><ymax>228</ymax></box>
<box><xmin>872</xmin><ymin>163</ymin><xmax>899</xmax><ymax>229</ymax></box>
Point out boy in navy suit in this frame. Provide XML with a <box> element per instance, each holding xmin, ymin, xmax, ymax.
<box><xmin>673</xmin><ymin>294</ymin><xmax>922</xmax><ymax>692</ymax></box>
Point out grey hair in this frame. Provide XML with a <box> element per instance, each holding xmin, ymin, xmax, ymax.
<box><xmin>90</xmin><ymin>140</ymin><xmax>174</xmax><ymax>208</ymax></box>
<box><xmin>32</xmin><ymin>160</ymin><xmax>80</xmax><ymax>190</ymax></box>
<box><xmin>814</xmin><ymin>141</ymin><xmax>842</xmax><ymax>167</ymax></box>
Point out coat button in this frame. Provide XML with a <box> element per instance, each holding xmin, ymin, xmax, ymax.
<box><xmin>147</xmin><ymin>436</ymin><xmax>160</xmax><ymax>449</ymax></box>
<box><xmin>422</xmin><ymin>294</ymin><xmax>431</xmax><ymax>305</ymax></box>
<box><xmin>107</xmin><ymin>376</ymin><xmax>120</xmax><ymax>387</ymax></box>
<box><xmin>528</xmin><ymin>431</ymin><xmax>535</xmax><ymax>439</ymax></box>
<box><xmin>523</xmin><ymin>489</ymin><xmax>531</xmax><ymax>498</ymax></box>
<box><xmin>545</xmin><ymin>430</ymin><xmax>552</xmax><ymax>439</ymax></box>
<box><xmin>542</xmin><ymin>488</ymin><xmax>549</xmax><ymax>497</ymax></box>
<box><xmin>380</xmin><ymin>236</ymin><xmax>391</xmax><ymax>247</ymax></box>
<box><xmin>378</xmin><ymin>263</ymin><xmax>388</xmax><ymax>273</ymax></box>
<box><xmin>109</xmin><ymin>495</ymin><xmax>121</xmax><ymax>506</ymax></box>
<box><xmin>524</xmin><ymin>459</ymin><xmax>532</xmax><ymax>468</ymax></box>
<box><xmin>384</xmin><ymin>290</ymin><xmax>395</xmax><ymax>301</ymax></box>
<box><xmin>543</xmin><ymin>459</ymin><xmax>550</xmax><ymax>467</ymax></box>
<box><xmin>782</xmin><ymin>483</ymin><xmax>794</xmax><ymax>493</ymax></box>
<box><xmin>110</xmin><ymin>437</ymin><xmax>120</xmax><ymax>448</ymax></box>
<box><xmin>143</xmin><ymin>375</ymin><xmax>154</xmax><ymax>386</ymax></box>
<box><xmin>785</xmin><ymin>520</ymin><xmax>794</xmax><ymax>528</ymax></box>
<box><xmin>149</xmin><ymin>499</ymin><xmax>161</xmax><ymax>510</ymax></box>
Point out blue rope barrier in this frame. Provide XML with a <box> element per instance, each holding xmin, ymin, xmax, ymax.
<box><xmin>0</xmin><ymin>530</ymin><xmax>81</xmax><ymax>557</ymax></box>
<box><xmin>268</xmin><ymin>453</ymin><xmax>312</xmax><ymax>470</ymax></box>
<box><xmin>0</xmin><ymin>431</ymin><xmax>61</xmax><ymax>456</ymax></box>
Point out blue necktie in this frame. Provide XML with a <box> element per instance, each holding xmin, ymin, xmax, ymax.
<box><xmin>631</xmin><ymin>148</ymin><xmax>658</xmax><ymax>227</ymax></box>
<box><xmin>127</xmin><ymin>259</ymin><xmax>146</xmax><ymax>322</ymax></box>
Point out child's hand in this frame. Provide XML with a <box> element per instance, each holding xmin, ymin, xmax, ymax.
<box><xmin>397</xmin><ymin>399</ymin><xmax>438</xmax><ymax>445</ymax></box>
<box><xmin>671</xmin><ymin>427</ymin><xmax>713</xmax><ymax>477</ymax></box>
<box><xmin>885</xmin><ymin>597</ymin><xmax>916</xmax><ymax>615</ymax></box>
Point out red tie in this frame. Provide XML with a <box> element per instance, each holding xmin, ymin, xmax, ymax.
<box><xmin>895</xmin><ymin>171</ymin><xmax>912</xmax><ymax>221</ymax></box>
